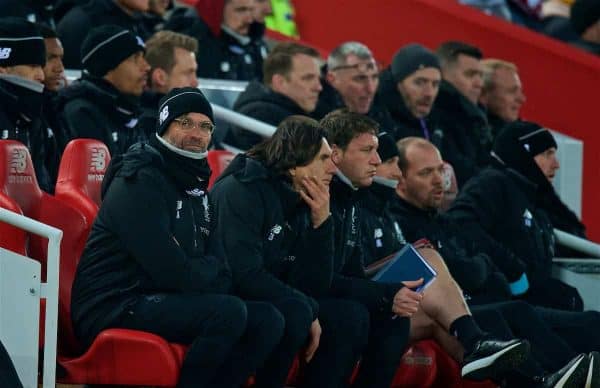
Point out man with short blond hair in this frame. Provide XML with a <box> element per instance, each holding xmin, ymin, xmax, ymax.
<box><xmin>479</xmin><ymin>59</ymin><xmax>526</xmax><ymax>138</ymax></box>
<box><xmin>137</xmin><ymin>30</ymin><xmax>199</xmax><ymax>139</ymax></box>
<box><xmin>226</xmin><ymin>41</ymin><xmax>322</xmax><ymax>149</ymax></box>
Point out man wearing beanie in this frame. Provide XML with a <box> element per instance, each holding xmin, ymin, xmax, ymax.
<box><xmin>391</xmin><ymin>136</ymin><xmax>600</xmax><ymax>387</ymax></box>
<box><xmin>57</xmin><ymin>24</ymin><xmax>150</xmax><ymax>156</ymax></box>
<box><xmin>447</xmin><ymin>121</ymin><xmax>587</xmax><ymax>312</ymax></box>
<box><xmin>431</xmin><ymin>41</ymin><xmax>493</xmax><ymax>187</ymax></box>
<box><xmin>71</xmin><ymin>87</ymin><xmax>286</xmax><ymax>388</ymax></box>
<box><xmin>569</xmin><ymin>0</ymin><xmax>600</xmax><ymax>55</ymax></box>
<box><xmin>312</xmin><ymin>41</ymin><xmax>398</xmax><ymax>134</ymax></box>
<box><xmin>0</xmin><ymin>17</ymin><xmax>59</xmax><ymax>193</ymax></box>
<box><xmin>57</xmin><ymin>0</ymin><xmax>151</xmax><ymax>69</ymax></box>
<box><xmin>376</xmin><ymin>43</ymin><xmax>445</xmax><ymax>145</ymax></box>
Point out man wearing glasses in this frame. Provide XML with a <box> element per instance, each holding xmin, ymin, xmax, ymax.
<box><xmin>71</xmin><ymin>87</ymin><xmax>288</xmax><ymax>387</ymax></box>
<box><xmin>313</xmin><ymin>41</ymin><xmax>397</xmax><ymax>134</ymax></box>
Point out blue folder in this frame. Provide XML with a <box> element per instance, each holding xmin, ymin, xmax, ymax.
<box><xmin>372</xmin><ymin>244</ymin><xmax>437</xmax><ymax>292</ymax></box>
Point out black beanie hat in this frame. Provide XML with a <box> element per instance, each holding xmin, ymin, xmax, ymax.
<box><xmin>391</xmin><ymin>44</ymin><xmax>440</xmax><ymax>83</ymax></box>
<box><xmin>0</xmin><ymin>17</ymin><xmax>45</xmax><ymax>67</ymax></box>
<box><xmin>570</xmin><ymin>0</ymin><xmax>600</xmax><ymax>35</ymax></box>
<box><xmin>377</xmin><ymin>132</ymin><xmax>399</xmax><ymax>162</ymax></box>
<box><xmin>493</xmin><ymin>121</ymin><xmax>557</xmax><ymax>185</ymax></box>
<box><xmin>157</xmin><ymin>87</ymin><xmax>214</xmax><ymax>136</ymax></box>
<box><xmin>81</xmin><ymin>25</ymin><xmax>145</xmax><ymax>77</ymax></box>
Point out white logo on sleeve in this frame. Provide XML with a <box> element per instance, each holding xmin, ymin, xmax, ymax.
<box><xmin>159</xmin><ymin>105</ymin><xmax>169</xmax><ymax>124</ymax></box>
<box><xmin>268</xmin><ymin>224</ymin><xmax>282</xmax><ymax>241</ymax></box>
<box><xmin>0</xmin><ymin>48</ymin><xmax>12</xmax><ymax>59</ymax></box>
<box><xmin>523</xmin><ymin>209</ymin><xmax>533</xmax><ymax>227</ymax></box>
<box><xmin>136</xmin><ymin>36</ymin><xmax>145</xmax><ymax>48</ymax></box>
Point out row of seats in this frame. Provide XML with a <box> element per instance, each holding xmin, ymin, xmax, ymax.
<box><xmin>0</xmin><ymin>138</ymin><xmax>490</xmax><ymax>387</ymax></box>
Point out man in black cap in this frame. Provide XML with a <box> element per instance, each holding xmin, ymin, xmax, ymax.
<box><xmin>57</xmin><ymin>0</ymin><xmax>151</xmax><ymax>69</ymax></box>
<box><xmin>447</xmin><ymin>121</ymin><xmax>587</xmax><ymax>312</ymax></box>
<box><xmin>71</xmin><ymin>87</ymin><xmax>287</xmax><ymax>388</ymax></box>
<box><xmin>431</xmin><ymin>41</ymin><xmax>492</xmax><ymax>187</ymax></box>
<box><xmin>390</xmin><ymin>135</ymin><xmax>600</xmax><ymax>387</ymax></box>
<box><xmin>376</xmin><ymin>43</ymin><xmax>444</xmax><ymax>144</ymax></box>
<box><xmin>569</xmin><ymin>0</ymin><xmax>600</xmax><ymax>54</ymax></box>
<box><xmin>0</xmin><ymin>17</ymin><xmax>59</xmax><ymax>193</ymax></box>
<box><xmin>58</xmin><ymin>24</ymin><xmax>150</xmax><ymax>156</ymax></box>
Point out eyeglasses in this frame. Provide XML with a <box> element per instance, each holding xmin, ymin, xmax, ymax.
<box><xmin>173</xmin><ymin>118</ymin><xmax>215</xmax><ymax>134</ymax></box>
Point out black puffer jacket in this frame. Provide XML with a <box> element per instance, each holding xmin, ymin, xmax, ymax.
<box><xmin>329</xmin><ymin>175</ymin><xmax>405</xmax><ymax>314</ymax></box>
<box><xmin>391</xmin><ymin>194</ymin><xmax>515</xmax><ymax>301</ymax></box>
<box><xmin>430</xmin><ymin>80</ymin><xmax>493</xmax><ymax>186</ymax></box>
<box><xmin>224</xmin><ymin>81</ymin><xmax>309</xmax><ymax>150</ymax></box>
<box><xmin>57</xmin><ymin>0</ymin><xmax>150</xmax><ymax>69</ymax></box>
<box><xmin>166</xmin><ymin>7</ymin><xmax>267</xmax><ymax>81</ymax></box>
<box><xmin>357</xmin><ymin>178</ymin><xmax>407</xmax><ymax>265</ymax></box>
<box><xmin>210</xmin><ymin>154</ymin><xmax>333</xmax><ymax>318</ymax></box>
<box><xmin>0</xmin><ymin>77</ymin><xmax>57</xmax><ymax>193</ymax></box>
<box><xmin>71</xmin><ymin>139</ymin><xmax>231</xmax><ymax>346</ymax></box>
<box><xmin>57</xmin><ymin>76</ymin><xmax>144</xmax><ymax>156</ymax></box>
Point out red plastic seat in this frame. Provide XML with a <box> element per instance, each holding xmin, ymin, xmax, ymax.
<box><xmin>207</xmin><ymin>150</ymin><xmax>234</xmax><ymax>189</ymax></box>
<box><xmin>55</xmin><ymin>139</ymin><xmax>111</xmax><ymax>224</ymax></box>
<box><xmin>0</xmin><ymin>140</ymin><xmax>184</xmax><ymax>386</ymax></box>
<box><xmin>0</xmin><ymin>192</ymin><xmax>26</xmax><ymax>256</ymax></box>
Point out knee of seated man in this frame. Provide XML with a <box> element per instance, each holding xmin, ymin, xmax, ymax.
<box><xmin>274</xmin><ymin>297</ymin><xmax>314</xmax><ymax>344</ymax></box>
<box><xmin>418</xmin><ymin>247</ymin><xmax>449</xmax><ymax>273</ymax></box>
<box><xmin>247</xmin><ymin>302</ymin><xmax>286</xmax><ymax>341</ymax></box>
<box><xmin>207</xmin><ymin>295</ymin><xmax>249</xmax><ymax>338</ymax></box>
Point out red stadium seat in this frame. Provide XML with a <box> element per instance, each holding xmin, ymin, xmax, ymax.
<box><xmin>0</xmin><ymin>140</ymin><xmax>184</xmax><ymax>386</ymax></box>
<box><xmin>391</xmin><ymin>340</ymin><xmax>438</xmax><ymax>388</ymax></box>
<box><xmin>55</xmin><ymin>139</ymin><xmax>111</xmax><ymax>224</ymax></box>
<box><xmin>207</xmin><ymin>150</ymin><xmax>234</xmax><ymax>189</ymax></box>
<box><xmin>0</xmin><ymin>193</ymin><xmax>26</xmax><ymax>256</ymax></box>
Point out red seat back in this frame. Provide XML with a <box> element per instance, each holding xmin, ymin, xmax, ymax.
<box><xmin>55</xmin><ymin>139</ymin><xmax>111</xmax><ymax>223</ymax></box>
<box><xmin>0</xmin><ymin>140</ymin><xmax>89</xmax><ymax>356</ymax></box>
<box><xmin>207</xmin><ymin>150</ymin><xmax>234</xmax><ymax>189</ymax></box>
<box><xmin>0</xmin><ymin>193</ymin><xmax>27</xmax><ymax>256</ymax></box>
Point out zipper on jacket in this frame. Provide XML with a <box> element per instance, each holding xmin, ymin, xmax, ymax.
<box><xmin>190</xmin><ymin>202</ymin><xmax>198</xmax><ymax>249</ymax></box>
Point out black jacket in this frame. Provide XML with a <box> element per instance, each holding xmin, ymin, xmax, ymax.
<box><xmin>312</xmin><ymin>74</ymin><xmax>397</xmax><ymax>134</ymax></box>
<box><xmin>391</xmin><ymin>194</ymin><xmax>517</xmax><ymax>301</ymax></box>
<box><xmin>210</xmin><ymin>154</ymin><xmax>333</xmax><ymax>318</ymax></box>
<box><xmin>57</xmin><ymin>76</ymin><xmax>144</xmax><ymax>156</ymax></box>
<box><xmin>224</xmin><ymin>81</ymin><xmax>309</xmax><ymax>150</ymax></box>
<box><xmin>447</xmin><ymin>166</ymin><xmax>555</xmax><ymax>282</ymax></box>
<box><xmin>430</xmin><ymin>81</ymin><xmax>493</xmax><ymax>187</ymax></box>
<box><xmin>166</xmin><ymin>8</ymin><xmax>268</xmax><ymax>81</ymax></box>
<box><xmin>57</xmin><ymin>0</ymin><xmax>150</xmax><ymax>69</ymax></box>
<box><xmin>0</xmin><ymin>0</ymin><xmax>57</xmax><ymax>27</ymax></box>
<box><xmin>0</xmin><ymin>77</ymin><xmax>56</xmax><ymax>193</ymax></box>
<box><xmin>376</xmin><ymin>69</ymin><xmax>444</xmax><ymax>145</ymax></box>
<box><xmin>329</xmin><ymin>175</ymin><xmax>405</xmax><ymax>314</ymax></box>
<box><xmin>71</xmin><ymin>140</ymin><xmax>231</xmax><ymax>346</ymax></box>
<box><xmin>357</xmin><ymin>179</ymin><xmax>407</xmax><ymax>265</ymax></box>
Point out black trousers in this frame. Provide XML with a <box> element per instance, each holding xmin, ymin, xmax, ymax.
<box><xmin>301</xmin><ymin>299</ymin><xmax>370</xmax><ymax>388</ymax></box>
<box><xmin>534</xmin><ymin>306</ymin><xmax>600</xmax><ymax>354</ymax></box>
<box><xmin>353</xmin><ymin>311</ymin><xmax>411</xmax><ymax>388</ymax></box>
<box><xmin>118</xmin><ymin>293</ymin><xmax>285</xmax><ymax>388</ymax></box>
<box><xmin>0</xmin><ymin>340</ymin><xmax>22</xmax><ymax>388</ymax></box>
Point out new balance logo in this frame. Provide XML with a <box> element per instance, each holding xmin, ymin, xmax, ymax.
<box><xmin>0</xmin><ymin>48</ymin><xmax>11</xmax><ymax>59</ymax></box>
<box><xmin>159</xmin><ymin>105</ymin><xmax>169</xmax><ymax>124</ymax></box>
<box><xmin>90</xmin><ymin>148</ymin><xmax>107</xmax><ymax>172</ymax></box>
<box><xmin>9</xmin><ymin>149</ymin><xmax>26</xmax><ymax>173</ymax></box>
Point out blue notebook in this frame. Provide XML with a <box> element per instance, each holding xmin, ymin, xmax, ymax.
<box><xmin>372</xmin><ymin>244</ymin><xmax>437</xmax><ymax>292</ymax></box>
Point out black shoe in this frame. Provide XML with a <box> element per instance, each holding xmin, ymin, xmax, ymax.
<box><xmin>539</xmin><ymin>353</ymin><xmax>588</xmax><ymax>388</ymax></box>
<box><xmin>461</xmin><ymin>338</ymin><xmax>530</xmax><ymax>381</ymax></box>
<box><xmin>586</xmin><ymin>351</ymin><xmax>600</xmax><ymax>388</ymax></box>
